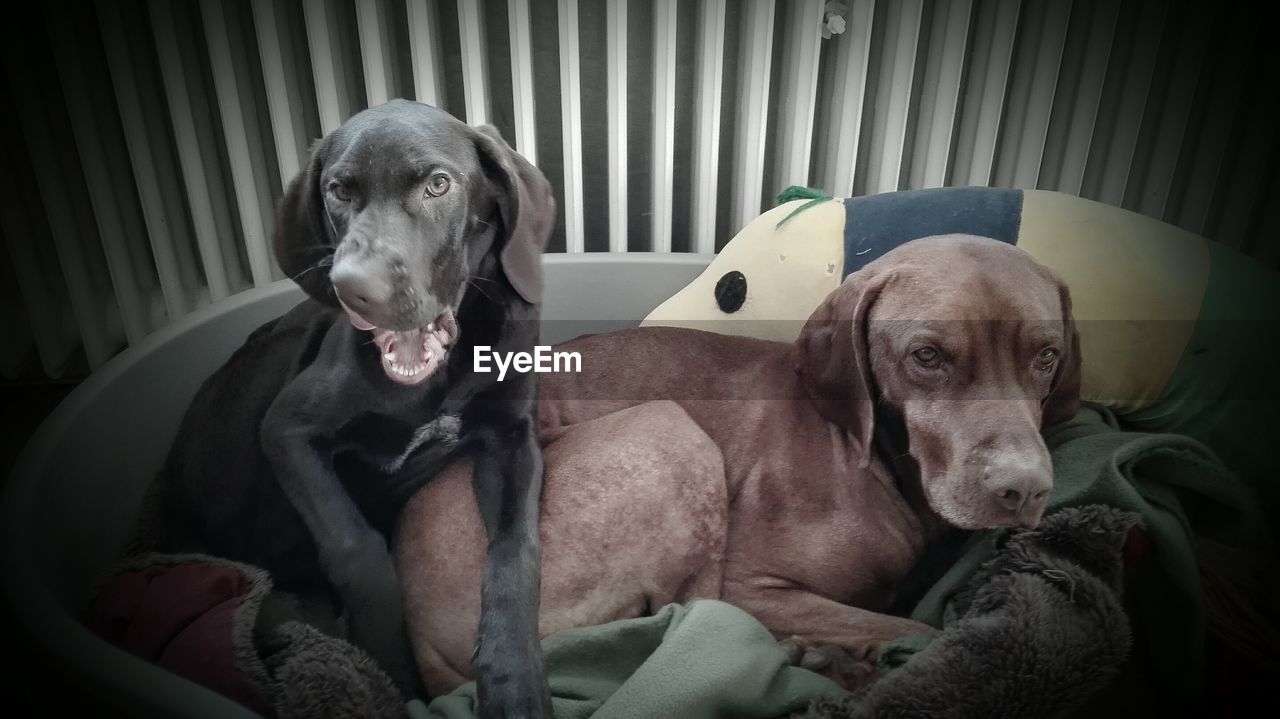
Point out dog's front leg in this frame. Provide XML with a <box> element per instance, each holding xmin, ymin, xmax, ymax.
<box><xmin>260</xmin><ymin>406</ymin><xmax>422</xmax><ymax>698</ymax></box>
<box><xmin>469</xmin><ymin>418</ymin><xmax>552</xmax><ymax>719</ymax></box>
<box><xmin>731</xmin><ymin>584</ymin><xmax>940</xmax><ymax>689</ymax></box>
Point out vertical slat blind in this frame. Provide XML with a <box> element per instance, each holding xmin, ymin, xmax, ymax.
<box><xmin>1038</xmin><ymin>0</ymin><xmax>1119</xmax><ymax>196</ymax></box>
<box><xmin>858</xmin><ymin>0</ymin><xmax>924</xmax><ymax>195</ymax></box>
<box><xmin>201</xmin><ymin>0</ymin><xmax>279</xmax><ymax>288</ymax></box>
<box><xmin>814</xmin><ymin>0</ymin><xmax>875</xmax><ymax>200</ymax></box>
<box><xmin>689</xmin><ymin>0</ymin><xmax>724</xmax><ymax>254</ymax></box>
<box><xmin>992</xmin><ymin>0</ymin><xmax>1071</xmax><ymax>189</ymax></box>
<box><xmin>304</xmin><ymin>0</ymin><xmax>359</xmax><ymax>134</ymax></box>
<box><xmin>1082</xmin><ymin>0</ymin><xmax>1166</xmax><ymax>207</ymax></box>
<box><xmin>650</xmin><ymin>1</ymin><xmax>677</xmax><ymax>253</ymax></box>
<box><xmin>557</xmin><ymin>0</ymin><xmax>585</xmax><ymax>253</ymax></box>
<box><xmin>148</xmin><ymin>0</ymin><xmax>244</xmax><ymax>304</ymax></box>
<box><xmin>730</xmin><ymin>0</ymin><xmax>776</xmax><ymax>233</ymax></box>
<box><xmin>1127</xmin><ymin>2</ymin><xmax>1209</xmax><ymax>220</ymax></box>
<box><xmin>47</xmin><ymin>12</ymin><xmax>154</xmax><ymax>346</ymax></box>
<box><xmin>98</xmin><ymin>0</ymin><xmax>198</xmax><ymax>320</ymax></box>
<box><xmin>508</xmin><ymin>0</ymin><xmax>538</xmax><ymax>164</ymax></box>
<box><xmin>4</xmin><ymin>29</ymin><xmax>121</xmax><ymax>369</ymax></box>
<box><xmin>355</xmin><ymin>0</ymin><xmax>398</xmax><ymax>107</ymax></box>
<box><xmin>950</xmin><ymin>0</ymin><xmax>1020</xmax><ymax>187</ymax></box>
<box><xmin>456</xmin><ymin>0</ymin><xmax>490</xmax><ymax>124</ymax></box>
<box><xmin>1169</xmin><ymin>2</ymin><xmax>1254</xmax><ymax>237</ymax></box>
<box><xmin>906</xmin><ymin>0</ymin><xmax>972</xmax><ymax>190</ymax></box>
<box><xmin>605</xmin><ymin>0</ymin><xmax>628</xmax><ymax>251</ymax></box>
<box><xmin>773</xmin><ymin>0</ymin><xmax>824</xmax><ymax>191</ymax></box>
<box><xmin>2</xmin><ymin>0</ymin><xmax>1274</xmax><ymax>381</ymax></box>
<box><xmin>252</xmin><ymin>0</ymin><xmax>314</xmax><ymax>189</ymax></box>
<box><xmin>406</xmin><ymin>0</ymin><xmax>445</xmax><ymax>106</ymax></box>
<box><xmin>0</xmin><ymin>133</ymin><xmax>82</xmax><ymax>377</ymax></box>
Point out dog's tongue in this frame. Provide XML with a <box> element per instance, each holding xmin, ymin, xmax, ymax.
<box><xmin>373</xmin><ymin>328</ymin><xmax>442</xmax><ymax>367</ymax></box>
<box><xmin>336</xmin><ymin>299</ymin><xmax>455</xmax><ymax>384</ymax></box>
<box><xmin>373</xmin><ymin>327</ymin><xmax>448</xmax><ymax>385</ymax></box>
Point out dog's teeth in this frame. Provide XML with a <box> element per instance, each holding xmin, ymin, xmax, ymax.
<box><xmin>383</xmin><ymin>352</ymin><xmax>395</xmax><ymax>361</ymax></box>
<box><xmin>427</xmin><ymin>322</ymin><xmax>435</xmax><ymax>332</ymax></box>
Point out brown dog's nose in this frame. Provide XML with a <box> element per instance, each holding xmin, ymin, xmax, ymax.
<box><xmin>985</xmin><ymin>460</ymin><xmax>1051</xmax><ymax>515</ymax></box>
<box><xmin>331</xmin><ymin>259</ymin><xmax>393</xmax><ymax>318</ymax></box>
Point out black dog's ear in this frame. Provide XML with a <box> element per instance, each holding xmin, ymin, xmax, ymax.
<box><xmin>273</xmin><ymin>136</ymin><xmax>338</xmax><ymax>306</ymax></box>
<box><xmin>471</xmin><ymin>124</ymin><xmax>555</xmax><ymax>305</ymax></box>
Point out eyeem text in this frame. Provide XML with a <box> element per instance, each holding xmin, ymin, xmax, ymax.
<box><xmin>474</xmin><ymin>345</ymin><xmax>583</xmax><ymax>381</ymax></box>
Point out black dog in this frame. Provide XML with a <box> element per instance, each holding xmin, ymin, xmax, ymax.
<box><xmin>134</xmin><ymin>100</ymin><xmax>556</xmax><ymax>716</ymax></box>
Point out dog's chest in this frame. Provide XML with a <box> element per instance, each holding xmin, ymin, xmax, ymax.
<box><xmin>731</xmin><ymin>448</ymin><xmax>928</xmax><ymax>606</ymax></box>
<box><xmin>332</xmin><ymin>412</ymin><xmax>414</xmax><ymax>463</ymax></box>
<box><xmin>334</xmin><ymin>411</ymin><xmax>460</xmax><ymax>473</ymax></box>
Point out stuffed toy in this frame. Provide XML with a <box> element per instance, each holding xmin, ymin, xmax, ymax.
<box><xmin>643</xmin><ymin>186</ymin><xmax>1279</xmax><ymax>495</ymax></box>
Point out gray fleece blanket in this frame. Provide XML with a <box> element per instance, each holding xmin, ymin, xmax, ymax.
<box><xmin>88</xmin><ymin>503</ymin><xmax>1135</xmax><ymax>719</ymax></box>
<box><xmin>86</xmin><ymin>552</ymin><xmax>407</xmax><ymax>718</ymax></box>
<box><xmin>795</xmin><ymin>504</ymin><xmax>1139</xmax><ymax>719</ymax></box>
<box><xmin>424</xmin><ymin>504</ymin><xmax>1137</xmax><ymax>719</ymax></box>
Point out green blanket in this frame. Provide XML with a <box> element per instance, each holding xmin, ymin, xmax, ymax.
<box><xmin>423</xmin><ymin>600</ymin><xmax>844</xmax><ymax>719</ymax></box>
<box><xmin>885</xmin><ymin>403</ymin><xmax>1261</xmax><ymax>702</ymax></box>
<box><xmin>421</xmin><ymin>405</ymin><xmax>1260</xmax><ymax>716</ymax></box>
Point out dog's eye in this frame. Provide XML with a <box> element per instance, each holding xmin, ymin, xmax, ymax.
<box><xmin>330</xmin><ymin>184</ymin><xmax>350</xmax><ymax>202</ymax></box>
<box><xmin>1036</xmin><ymin>348</ymin><xmax>1059</xmax><ymax>372</ymax></box>
<box><xmin>912</xmin><ymin>347</ymin><xmax>940</xmax><ymax>367</ymax></box>
<box><xmin>425</xmin><ymin>173</ymin><xmax>451</xmax><ymax>197</ymax></box>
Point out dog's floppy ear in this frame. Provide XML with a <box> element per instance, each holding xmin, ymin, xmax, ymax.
<box><xmin>471</xmin><ymin>124</ymin><xmax>555</xmax><ymax>305</ymax></box>
<box><xmin>796</xmin><ymin>269</ymin><xmax>891</xmax><ymax>467</ymax></box>
<box><xmin>273</xmin><ymin>135</ymin><xmax>338</xmax><ymax>306</ymax></box>
<box><xmin>1042</xmin><ymin>279</ymin><xmax>1082</xmax><ymax>428</ymax></box>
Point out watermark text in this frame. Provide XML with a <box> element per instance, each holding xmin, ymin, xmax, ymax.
<box><xmin>474</xmin><ymin>345</ymin><xmax>582</xmax><ymax>381</ymax></box>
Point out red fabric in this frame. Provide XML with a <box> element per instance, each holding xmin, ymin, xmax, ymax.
<box><xmin>84</xmin><ymin>562</ymin><xmax>271</xmax><ymax>715</ymax></box>
<box><xmin>1123</xmin><ymin>525</ymin><xmax>1155</xmax><ymax>566</ymax></box>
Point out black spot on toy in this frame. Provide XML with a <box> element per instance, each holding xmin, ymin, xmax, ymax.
<box><xmin>714</xmin><ymin>271</ymin><xmax>747</xmax><ymax>313</ymax></box>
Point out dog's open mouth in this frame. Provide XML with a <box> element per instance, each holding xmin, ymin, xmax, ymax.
<box><xmin>338</xmin><ymin>300</ymin><xmax>457</xmax><ymax>385</ymax></box>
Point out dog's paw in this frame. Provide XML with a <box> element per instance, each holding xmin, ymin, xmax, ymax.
<box><xmin>779</xmin><ymin>636</ymin><xmax>879</xmax><ymax>692</ymax></box>
<box><xmin>473</xmin><ymin>636</ymin><xmax>552</xmax><ymax>719</ymax></box>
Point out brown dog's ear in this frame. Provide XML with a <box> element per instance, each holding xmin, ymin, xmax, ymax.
<box><xmin>796</xmin><ymin>270</ymin><xmax>891</xmax><ymax>467</ymax></box>
<box><xmin>1042</xmin><ymin>279</ymin><xmax>1082</xmax><ymax>428</ymax></box>
<box><xmin>471</xmin><ymin>124</ymin><xmax>555</xmax><ymax>305</ymax></box>
<box><xmin>272</xmin><ymin>136</ymin><xmax>338</xmax><ymax>306</ymax></box>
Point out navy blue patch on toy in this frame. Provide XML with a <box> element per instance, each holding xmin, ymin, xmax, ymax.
<box><xmin>842</xmin><ymin>187</ymin><xmax>1024</xmax><ymax>277</ymax></box>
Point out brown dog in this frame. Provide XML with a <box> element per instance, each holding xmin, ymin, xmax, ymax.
<box><xmin>394</xmin><ymin>234</ymin><xmax>1081</xmax><ymax>694</ymax></box>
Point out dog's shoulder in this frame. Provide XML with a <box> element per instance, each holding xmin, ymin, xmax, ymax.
<box><xmin>232</xmin><ymin>298</ymin><xmax>340</xmax><ymax>372</ymax></box>
<box><xmin>179</xmin><ymin>300</ymin><xmax>340</xmax><ymax>426</ymax></box>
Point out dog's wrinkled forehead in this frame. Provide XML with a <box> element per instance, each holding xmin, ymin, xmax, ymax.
<box><xmin>321</xmin><ymin>102</ymin><xmax>481</xmax><ymax>190</ymax></box>
<box><xmin>870</xmin><ymin>236</ymin><xmax>1063</xmax><ymax>324</ymax></box>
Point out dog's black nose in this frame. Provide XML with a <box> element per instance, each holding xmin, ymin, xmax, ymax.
<box><xmin>331</xmin><ymin>260</ymin><xmax>393</xmax><ymax>317</ymax></box>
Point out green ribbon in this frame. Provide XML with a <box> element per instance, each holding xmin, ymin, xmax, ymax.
<box><xmin>774</xmin><ymin>185</ymin><xmax>834</xmax><ymax>228</ymax></box>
